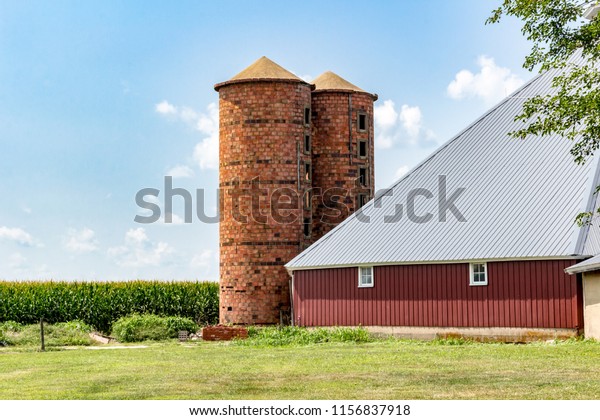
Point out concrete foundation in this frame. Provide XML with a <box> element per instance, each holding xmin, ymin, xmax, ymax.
<box><xmin>364</xmin><ymin>326</ymin><xmax>579</xmax><ymax>342</ymax></box>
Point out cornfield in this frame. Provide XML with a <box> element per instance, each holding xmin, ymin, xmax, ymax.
<box><xmin>0</xmin><ymin>281</ymin><xmax>219</xmax><ymax>333</ymax></box>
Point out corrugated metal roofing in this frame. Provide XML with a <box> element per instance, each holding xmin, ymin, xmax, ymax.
<box><xmin>565</xmin><ymin>254</ymin><xmax>600</xmax><ymax>274</ymax></box>
<box><xmin>581</xmin><ymin>187</ymin><xmax>600</xmax><ymax>255</ymax></box>
<box><xmin>287</xmin><ymin>55</ymin><xmax>600</xmax><ymax>270</ymax></box>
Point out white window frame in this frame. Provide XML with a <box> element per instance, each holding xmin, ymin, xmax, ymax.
<box><xmin>358</xmin><ymin>266</ymin><xmax>374</xmax><ymax>288</ymax></box>
<box><xmin>469</xmin><ymin>262</ymin><xmax>488</xmax><ymax>286</ymax></box>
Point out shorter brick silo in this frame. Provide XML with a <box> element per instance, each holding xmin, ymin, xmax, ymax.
<box><xmin>309</xmin><ymin>71</ymin><xmax>377</xmax><ymax>241</ymax></box>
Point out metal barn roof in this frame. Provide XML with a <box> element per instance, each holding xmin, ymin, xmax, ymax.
<box><xmin>287</xmin><ymin>56</ymin><xmax>600</xmax><ymax>270</ymax></box>
<box><xmin>565</xmin><ymin>254</ymin><xmax>600</xmax><ymax>274</ymax></box>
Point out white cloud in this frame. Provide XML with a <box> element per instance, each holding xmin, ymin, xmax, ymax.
<box><xmin>374</xmin><ymin>100</ymin><xmax>398</xmax><ymax>149</ymax></box>
<box><xmin>399</xmin><ymin>104</ymin><xmax>422</xmax><ymax>139</ymax></box>
<box><xmin>108</xmin><ymin>228</ymin><xmax>174</xmax><ymax>268</ymax></box>
<box><xmin>0</xmin><ymin>226</ymin><xmax>39</xmax><ymax>247</ymax></box>
<box><xmin>193</xmin><ymin>102</ymin><xmax>219</xmax><ymax>170</ymax></box>
<box><xmin>125</xmin><ymin>227</ymin><xmax>149</xmax><ymax>245</ymax></box>
<box><xmin>374</xmin><ymin>99</ymin><xmax>436</xmax><ymax>149</ymax></box>
<box><xmin>180</xmin><ymin>106</ymin><xmax>199</xmax><ymax>124</ymax></box>
<box><xmin>395</xmin><ymin>165</ymin><xmax>410</xmax><ymax>180</ymax></box>
<box><xmin>190</xmin><ymin>249</ymin><xmax>214</xmax><ymax>268</ymax></box>
<box><xmin>190</xmin><ymin>249</ymin><xmax>217</xmax><ymax>279</ymax></box>
<box><xmin>166</xmin><ymin>165</ymin><xmax>195</xmax><ymax>178</ymax></box>
<box><xmin>155</xmin><ymin>101</ymin><xmax>219</xmax><ymax>171</ymax></box>
<box><xmin>447</xmin><ymin>55</ymin><xmax>524</xmax><ymax>105</ymax></box>
<box><xmin>22</xmin><ymin>206</ymin><xmax>32</xmax><ymax>214</ymax></box>
<box><xmin>64</xmin><ymin>228</ymin><xmax>99</xmax><ymax>253</ymax></box>
<box><xmin>155</xmin><ymin>100</ymin><xmax>177</xmax><ymax>115</ymax></box>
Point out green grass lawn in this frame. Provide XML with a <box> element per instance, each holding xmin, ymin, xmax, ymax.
<box><xmin>1</xmin><ymin>340</ymin><xmax>600</xmax><ymax>400</ymax></box>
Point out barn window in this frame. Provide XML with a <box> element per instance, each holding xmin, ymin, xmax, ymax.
<box><xmin>358</xmin><ymin>266</ymin><xmax>374</xmax><ymax>288</ymax></box>
<box><xmin>304</xmin><ymin>107</ymin><xmax>311</xmax><ymax>125</ymax></box>
<box><xmin>470</xmin><ymin>262</ymin><xmax>488</xmax><ymax>286</ymax></box>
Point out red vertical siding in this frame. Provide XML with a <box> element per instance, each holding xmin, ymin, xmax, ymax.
<box><xmin>293</xmin><ymin>260</ymin><xmax>581</xmax><ymax>329</ymax></box>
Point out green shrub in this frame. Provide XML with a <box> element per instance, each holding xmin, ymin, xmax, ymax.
<box><xmin>43</xmin><ymin>321</ymin><xmax>94</xmax><ymax>347</ymax></box>
<box><xmin>1</xmin><ymin>321</ymin><xmax>94</xmax><ymax>347</ymax></box>
<box><xmin>0</xmin><ymin>321</ymin><xmax>23</xmax><ymax>346</ymax></box>
<box><xmin>0</xmin><ymin>330</ymin><xmax>8</xmax><ymax>346</ymax></box>
<box><xmin>0</xmin><ymin>321</ymin><xmax>23</xmax><ymax>333</ymax></box>
<box><xmin>164</xmin><ymin>316</ymin><xmax>198</xmax><ymax>336</ymax></box>
<box><xmin>111</xmin><ymin>314</ymin><xmax>198</xmax><ymax>342</ymax></box>
<box><xmin>237</xmin><ymin>326</ymin><xmax>373</xmax><ymax>347</ymax></box>
<box><xmin>0</xmin><ymin>281</ymin><xmax>218</xmax><ymax>333</ymax></box>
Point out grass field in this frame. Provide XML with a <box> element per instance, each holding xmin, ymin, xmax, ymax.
<box><xmin>1</xmin><ymin>339</ymin><xmax>600</xmax><ymax>400</ymax></box>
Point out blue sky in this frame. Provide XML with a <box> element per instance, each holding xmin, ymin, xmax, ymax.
<box><xmin>0</xmin><ymin>1</ymin><xmax>533</xmax><ymax>281</ymax></box>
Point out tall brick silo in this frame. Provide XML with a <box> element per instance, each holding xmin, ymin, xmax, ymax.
<box><xmin>214</xmin><ymin>57</ymin><xmax>313</xmax><ymax>325</ymax></box>
<box><xmin>310</xmin><ymin>71</ymin><xmax>377</xmax><ymax>241</ymax></box>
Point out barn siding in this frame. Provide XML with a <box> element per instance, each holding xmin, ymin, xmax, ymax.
<box><xmin>292</xmin><ymin>260</ymin><xmax>582</xmax><ymax>329</ymax></box>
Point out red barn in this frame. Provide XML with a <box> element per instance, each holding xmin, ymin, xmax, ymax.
<box><xmin>285</xmin><ymin>55</ymin><xmax>600</xmax><ymax>341</ymax></box>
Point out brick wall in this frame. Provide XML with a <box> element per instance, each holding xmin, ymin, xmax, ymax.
<box><xmin>217</xmin><ymin>80</ymin><xmax>312</xmax><ymax>325</ymax></box>
<box><xmin>201</xmin><ymin>326</ymin><xmax>249</xmax><ymax>341</ymax></box>
<box><xmin>216</xmin><ymin>75</ymin><xmax>376</xmax><ymax>326</ymax></box>
<box><xmin>310</xmin><ymin>91</ymin><xmax>375</xmax><ymax>240</ymax></box>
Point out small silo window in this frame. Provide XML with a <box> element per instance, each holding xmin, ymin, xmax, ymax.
<box><xmin>359</xmin><ymin>167</ymin><xmax>367</xmax><ymax>186</ymax></box>
<box><xmin>357</xmin><ymin>194</ymin><xmax>368</xmax><ymax>208</ymax></box>
<box><xmin>305</xmin><ymin>162</ymin><xmax>311</xmax><ymax>181</ymax></box>
<box><xmin>358</xmin><ymin>113</ymin><xmax>367</xmax><ymax>131</ymax></box>
<box><xmin>358</xmin><ymin>266</ymin><xmax>374</xmax><ymax>288</ymax></box>
<box><xmin>358</xmin><ymin>140</ymin><xmax>367</xmax><ymax>158</ymax></box>
<box><xmin>304</xmin><ymin>190</ymin><xmax>312</xmax><ymax>210</ymax></box>
<box><xmin>304</xmin><ymin>107</ymin><xmax>311</xmax><ymax>125</ymax></box>
<box><xmin>469</xmin><ymin>262</ymin><xmax>488</xmax><ymax>286</ymax></box>
<box><xmin>304</xmin><ymin>134</ymin><xmax>311</xmax><ymax>153</ymax></box>
<box><xmin>303</xmin><ymin>218</ymin><xmax>311</xmax><ymax>237</ymax></box>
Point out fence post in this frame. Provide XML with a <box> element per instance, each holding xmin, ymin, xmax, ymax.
<box><xmin>40</xmin><ymin>318</ymin><xmax>45</xmax><ymax>352</ymax></box>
